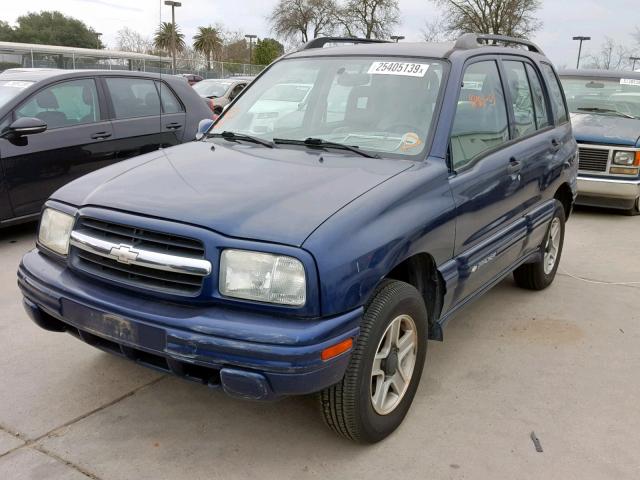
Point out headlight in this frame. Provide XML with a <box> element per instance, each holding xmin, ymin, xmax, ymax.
<box><xmin>219</xmin><ymin>249</ymin><xmax>306</xmax><ymax>306</ymax></box>
<box><xmin>612</xmin><ymin>151</ymin><xmax>637</xmax><ymax>166</ymax></box>
<box><xmin>38</xmin><ymin>208</ymin><xmax>75</xmax><ymax>256</ymax></box>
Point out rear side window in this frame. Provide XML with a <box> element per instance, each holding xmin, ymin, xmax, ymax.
<box><xmin>540</xmin><ymin>63</ymin><xmax>568</xmax><ymax>124</ymax></box>
<box><xmin>156</xmin><ymin>82</ymin><xmax>183</xmax><ymax>114</ymax></box>
<box><xmin>525</xmin><ymin>64</ymin><xmax>550</xmax><ymax>129</ymax></box>
<box><xmin>503</xmin><ymin>61</ymin><xmax>536</xmax><ymax>138</ymax></box>
<box><xmin>16</xmin><ymin>78</ymin><xmax>100</xmax><ymax>129</ymax></box>
<box><xmin>450</xmin><ymin>60</ymin><xmax>509</xmax><ymax>170</ymax></box>
<box><xmin>105</xmin><ymin>78</ymin><xmax>161</xmax><ymax>119</ymax></box>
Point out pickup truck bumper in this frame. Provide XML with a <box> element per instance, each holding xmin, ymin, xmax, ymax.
<box><xmin>18</xmin><ymin>249</ymin><xmax>360</xmax><ymax>401</ymax></box>
<box><xmin>576</xmin><ymin>175</ymin><xmax>640</xmax><ymax>210</ymax></box>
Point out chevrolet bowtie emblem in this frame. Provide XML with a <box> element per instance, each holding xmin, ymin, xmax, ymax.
<box><xmin>109</xmin><ymin>245</ymin><xmax>140</xmax><ymax>264</ymax></box>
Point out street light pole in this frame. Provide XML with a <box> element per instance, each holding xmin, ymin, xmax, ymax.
<box><xmin>390</xmin><ymin>35</ymin><xmax>405</xmax><ymax>43</ymax></box>
<box><xmin>630</xmin><ymin>56</ymin><xmax>640</xmax><ymax>71</ymax></box>
<box><xmin>572</xmin><ymin>36</ymin><xmax>591</xmax><ymax>69</ymax></box>
<box><xmin>164</xmin><ymin>1</ymin><xmax>182</xmax><ymax>74</ymax></box>
<box><xmin>95</xmin><ymin>32</ymin><xmax>102</xmax><ymax>49</ymax></box>
<box><xmin>245</xmin><ymin>34</ymin><xmax>257</xmax><ymax>75</ymax></box>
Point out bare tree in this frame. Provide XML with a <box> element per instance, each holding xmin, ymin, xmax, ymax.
<box><xmin>585</xmin><ymin>37</ymin><xmax>631</xmax><ymax>70</ymax></box>
<box><xmin>116</xmin><ymin>27</ymin><xmax>152</xmax><ymax>54</ymax></box>
<box><xmin>421</xmin><ymin>16</ymin><xmax>451</xmax><ymax>42</ymax></box>
<box><xmin>269</xmin><ymin>0</ymin><xmax>337</xmax><ymax>43</ymax></box>
<box><xmin>336</xmin><ymin>0</ymin><xmax>399</xmax><ymax>39</ymax></box>
<box><xmin>430</xmin><ymin>0</ymin><xmax>542</xmax><ymax>38</ymax></box>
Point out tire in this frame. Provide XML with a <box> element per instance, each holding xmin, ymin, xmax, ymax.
<box><xmin>319</xmin><ymin>280</ymin><xmax>428</xmax><ymax>443</ymax></box>
<box><xmin>624</xmin><ymin>198</ymin><xmax>639</xmax><ymax>216</ymax></box>
<box><xmin>513</xmin><ymin>199</ymin><xmax>566</xmax><ymax>290</ymax></box>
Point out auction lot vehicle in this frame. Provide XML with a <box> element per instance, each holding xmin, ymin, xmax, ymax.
<box><xmin>193</xmin><ymin>78</ymin><xmax>252</xmax><ymax>114</ymax></box>
<box><xmin>0</xmin><ymin>69</ymin><xmax>211</xmax><ymax>227</ymax></box>
<box><xmin>560</xmin><ymin>70</ymin><xmax>640</xmax><ymax>215</ymax></box>
<box><xmin>19</xmin><ymin>35</ymin><xmax>577</xmax><ymax>442</ymax></box>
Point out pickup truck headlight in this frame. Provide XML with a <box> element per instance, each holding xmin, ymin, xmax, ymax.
<box><xmin>612</xmin><ymin>151</ymin><xmax>638</xmax><ymax>166</ymax></box>
<box><xmin>38</xmin><ymin>208</ymin><xmax>75</xmax><ymax>256</ymax></box>
<box><xmin>219</xmin><ymin>249</ymin><xmax>306</xmax><ymax>306</ymax></box>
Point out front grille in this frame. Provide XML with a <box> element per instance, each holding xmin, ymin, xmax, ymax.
<box><xmin>578</xmin><ymin>147</ymin><xmax>609</xmax><ymax>172</ymax></box>
<box><xmin>71</xmin><ymin>218</ymin><xmax>207</xmax><ymax>296</ymax></box>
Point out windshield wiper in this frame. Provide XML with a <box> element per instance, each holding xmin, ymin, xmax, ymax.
<box><xmin>273</xmin><ymin>137</ymin><xmax>380</xmax><ymax>158</ymax></box>
<box><xmin>577</xmin><ymin>107</ymin><xmax>636</xmax><ymax>119</ymax></box>
<box><xmin>207</xmin><ymin>131</ymin><xmax>274</xmax><ymax>148</ymax></box>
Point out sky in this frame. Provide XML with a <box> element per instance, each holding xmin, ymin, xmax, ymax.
<box><xmin>1</xmin><ymin>0</ymin><xmax>638</xmax><ymax>68</ymax></box>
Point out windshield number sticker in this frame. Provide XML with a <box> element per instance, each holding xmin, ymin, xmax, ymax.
<box><xmin>368</xmin><ymin>62</ymin><xmax>429</xmax><ymax>77</ymax></box>
<box><xmin>620</xmin><ymin>78</ymin><xmax>640</xmax><ymax>86</ymax></box>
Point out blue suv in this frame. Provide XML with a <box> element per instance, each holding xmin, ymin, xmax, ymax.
<box><xmin>18</xmin><ymin>35</ymin><xmax>577</xmax><ymax>442</ymax></box>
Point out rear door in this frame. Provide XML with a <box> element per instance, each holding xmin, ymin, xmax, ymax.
<box><xmin>448</xmin><ymin>58</ymin><xmax>527</xmax><ymax>303</ymax></box>
<box><xmin>156</xmin><ymin>80</ymin><xmax>187</xmax><ymax>142</ymax></box>
<box><xmin>0</xmin><ymin>77</ymin><xmax>116</xmax><ymax>218</ymax></box>
<box><xmin>102</xmin><ymin>76</ymin><xmax>177</xmax><ymax>160</ymax></box>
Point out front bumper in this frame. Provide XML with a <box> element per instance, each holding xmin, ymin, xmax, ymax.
<box><xmin>576</xmin><ymin>175</ymin><xmax>640</xmax><ymax>210</ymax></box>
<box><xmin>18</xmin><ymin>249</ymin><xmax>360</xmax><ymax>400</ymax></box>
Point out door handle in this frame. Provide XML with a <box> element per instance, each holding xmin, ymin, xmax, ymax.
<box><xmin>90</xmin><ymin>131</ymin><xmax>112</xmax><ymax>140</ymax></box>
<box><xmin>550</xmin><ymin>138</ymin><xmax>561</xmax><ymax>151</ymax></box>
<box><xmin>166</xmin><ymin>123</ymin><xmax>182</xmax><ymax>130</ymax></box>
<box><xmin>507</xmin><ymin>158</ymin><xmax>522</xmax><ymax>175</ymax></box>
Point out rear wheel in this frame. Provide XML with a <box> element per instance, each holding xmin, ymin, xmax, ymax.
<box><xmin>513</xmin><ymin>199</ymin><xmax>565</xmax><ymax>290</ymax></box>
<box><xmin>319</xmin><ymin>280</ymin><xmax>428</xmax><ymax>443</ymax></box>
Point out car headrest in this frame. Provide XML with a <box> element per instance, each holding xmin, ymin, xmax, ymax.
<box><xmin>36</xmin><ymin>90</ymin><xmax>59</xmax><ymax>109</ymax></box>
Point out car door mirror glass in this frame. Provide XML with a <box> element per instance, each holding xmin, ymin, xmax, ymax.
<box><xmin>5</xmin><ymin>117</ymin><xmax>47</xmax><ymax>137</ymax></box>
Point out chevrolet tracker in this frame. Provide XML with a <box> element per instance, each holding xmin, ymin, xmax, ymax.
<box><xmin>18</xmin><ymin>35</ymin><xmax>578</xmax><ymax>443</ymax></box>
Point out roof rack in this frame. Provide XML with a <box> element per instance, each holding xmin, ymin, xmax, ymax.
<box><xmin>455</xmin><ymin>33</ymin><xmax>543</xmax><ymax>54</ymax></box>
<box><xmin>300</xmin><ymin>37</ymin><xmax>391</xmax><ymax>51</ymax></box>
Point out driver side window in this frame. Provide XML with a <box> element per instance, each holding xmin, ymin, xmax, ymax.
<box><xmin>15</xmin><ymin>79</ymin><xmax>100</xmax><ymax>130</ymax></box>
<box><xmin>450</xmin><ymin>61</ymin><xmax>509</xmax><ymax>171</ymax></box>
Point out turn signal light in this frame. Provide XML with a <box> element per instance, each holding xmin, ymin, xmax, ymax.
<box><xmin>635</xmin><ymin>151</ymin><xmax>640</xmax><ymax>166</ymax></box>
<box><xmin>321</xmin><ymin>338</ymin><xmax>354</xmax><ymax>361</ymax></box>
<box><xmin>609</xmin><ymin>166</ymin><xmax>639</xmax><ymax>175</ymax></box>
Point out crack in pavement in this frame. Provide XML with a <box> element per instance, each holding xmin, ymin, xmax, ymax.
<box><xmin>0</xmin><ymin>375</ymin><xmax>167</xmax><ymax>466</ymax></box>
<box><xmin>557</xmin><ymin>272</ymin><xmax>640</xmax><ymax>290</ymax></box>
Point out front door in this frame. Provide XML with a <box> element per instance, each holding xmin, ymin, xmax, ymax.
<box><xmin>0</xmin><ymin>78</ymin><xmax>116</xmax><ymax>218</ymax></box>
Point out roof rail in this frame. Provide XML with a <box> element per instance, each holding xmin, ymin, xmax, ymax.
<box><xmin>455</xmin><ymin>33</ymin><xmax>544</xmax><ymax>54</ymax></box>
<box><xmin>300</xmin><ymin>36</ymin><xmax>391</xmax><ymax>50</ymax></box>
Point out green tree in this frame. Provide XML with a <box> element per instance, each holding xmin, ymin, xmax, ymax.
<box><xmin>154</xmin><ymin>22</ymin><xmax>186</xmax><ymax>54</ymax></box>
<box><xmin>10</xmin><ymin>11</ymin><xmax>103</xmax><ymax>48</ymax></box>
<box><xmin>253</xmin><ymin>38</ymin><xmax>284</xmax><ymax>65</ymax></box>
<box><xmin>193</xmin><ymin>26</ymin><xmax>222</xmax><ymax>70</ymax></box>
<box><xmin>0</xmin><ymin>21</ymin><xmax>14</xmax><ymax>42</ymax></box>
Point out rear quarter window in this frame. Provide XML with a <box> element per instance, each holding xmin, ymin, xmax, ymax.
<box><xmin>540</xmin><ymin>63</ymin><xmax>568</xmax><ymax>124</ymax></box>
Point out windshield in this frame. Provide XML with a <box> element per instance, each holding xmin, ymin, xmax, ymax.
<box><xmin>0</xmin><ymin>80</ymin><xmax>34</xmax><ymax>106</ymax></box>
<box><xmin>560</xmin><ymin>76</ymin><xmax>640</xmax><ymax>118</ymax></box>
<box><xmin>193</xmin><ymin>80</ymin><xmax>233</xmax><ymax>98</ymax></box>
<box><xmin>210</xmin><ymin>56</ymin><xmax>445</xmax><ymax>157</ymax></box>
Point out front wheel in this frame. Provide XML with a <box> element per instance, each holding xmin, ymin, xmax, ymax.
<box><xmin>319</xmin><ymin>280</ymin><xmax>428</xmax><ymax>443</ymax></box>
<box><xmin>624</xmin><ymin>197</ymin><xmax>639</xmax><ymax>216</ymax></box>
<box><xmin>513</xmin><ymin>199</ymin><xmax>566</xmax><ymax>290</ymax></box>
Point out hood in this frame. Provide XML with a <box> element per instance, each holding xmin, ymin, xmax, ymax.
<box><xmin>52</xmin><ymin>141</ymin><xmax>413</xmax><ymax>246</ymax></box>
<box><xmin>570</xmin><ymin>112</ymin><xmax>640</xmax><ymax>146</ymax></box>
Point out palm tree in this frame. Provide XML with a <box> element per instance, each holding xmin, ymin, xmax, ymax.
<box><xmin>154</xmin><ymin>21</ymin><xmax>185</xmax><ymax>71</ymax></box>
<box><xmin>193</xmin><ymin>26</ymin><xmax>222</xmax><ymax>71</ymax></box>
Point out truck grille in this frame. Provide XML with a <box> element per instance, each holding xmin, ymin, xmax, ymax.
<box><xmin>70</xmin><ymin>218</ymin><xmax>208</xmax><ymax>296</ymax></box>
<box><xmin>578</xmin><ymin>147</ymin><xmax>609</xmax><ymax>172</ymax></box>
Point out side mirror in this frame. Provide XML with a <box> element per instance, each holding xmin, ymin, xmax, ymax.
<box><xmin>3</xmin><ymin>117</ymin><xmax>47</xmax><ymax>138</ymax></box>
<box><xmin>195</xmin><ymin>118</ymin><xmax>214</xmax><ymax>140</ymax></box>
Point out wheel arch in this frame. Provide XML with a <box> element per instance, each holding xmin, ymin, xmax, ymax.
<box><xmin>554</xmin><ymin>182</ymin><xmax>574</xmax><ymax>220</ymax></box>
<box><xmin>383</xmin><ymin>252</ymin><xmax>446</xmax><ymax>341</ymax></box>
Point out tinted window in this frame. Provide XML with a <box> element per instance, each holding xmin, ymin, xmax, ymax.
<box><xmin>0</xmin><ymin>80</ymin><xmax>34</xmax><ymax>107</ymax></box>
<box><xmin>450</xmin><ymin>61</ymin><xmax>509</xmax><ymax>170</ymax></box>
<box><xmin>16</xmin><ymin>79</ymin><xmax>100</xmax><ymax>129</ymax></box>
<box><xmin>105</xmin><ymin>78</ymin><xmax>160</xmax><ymax>119</ymax></box>
<box><xmin>157</xmin><ymin>82</ymin><xmax>182</xmax><ymax>114</ymax></box>
<box><xmin>540</xmin><ymin>63</ymin><xmax>568</xmax><ymax>124</ymax></box>
<box><xmin>525</xmin><ymin>64</ymin><xmax>550</xmax><ymax>129</ymax></box>
<box><xmin>503</xmin><ymin>61</ymin><xmax>536</xmax><ymax>138</ymax></box>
